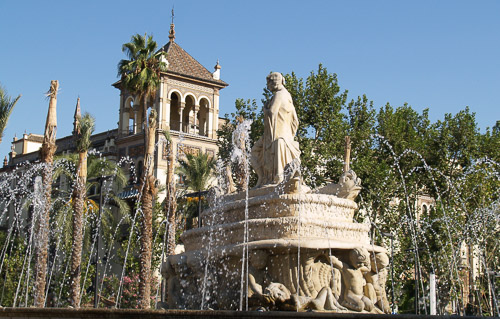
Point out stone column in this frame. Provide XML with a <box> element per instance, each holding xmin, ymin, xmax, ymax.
<box><xmin>133</xmin><ymin>109</ymin><xmax>138</xmax><ymax>134</ymax></box>
<box><xmin>118</xmin><ymin>94</ymin><xmax>124</xmax><ymax>135</ymax></box>
<box><xmin>208</xmin><ymin>109</ymin><xmax>214</xmax><ymax>139</ymax></box>
<box><xmin>179</xmin><ymin>102</ymin><xmax>185</xmax><ymax>132</ymax></box>
<box><xmin>165</xmin><ymin>98</ymin><xmax>171</xmax><ymax>130</ymax></box>
<box><xmin>194</xmin><ymin>105</ymin><xmax>200</xmax><ymax>135</ymax></box>
<box><xmin>205</xmin><ymin>117</ymin><xmax>209</xmax><ymax>137</ymax></box>
<box><xmin>123</xmin><ymin>111</ymin><xmax>130</xmax><ymax>135</ymax></box>
<box><xmin>212</xmin><ymin>90</ymin><xmax>220</xmax><ymax>139</ymax></box>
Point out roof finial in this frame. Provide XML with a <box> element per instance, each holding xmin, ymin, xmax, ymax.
<box><xmin>169</xmin><ymin>6</ymin><xmax>175</xmax><ymax>42</ymax></box>
<box><xmin>73</xmin><ymin>97</ymin><xmax>81</xmax><ymax>135</ymax></box>
<box><xmin>213</xmin><ymin>59</ymin><xmax>221</xmax><ymax>80</ymax></box>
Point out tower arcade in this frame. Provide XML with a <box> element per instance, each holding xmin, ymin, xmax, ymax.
<box><xmin>113</xmin><ymin>23</ymin><xmax>228</xmax><ymax>199</ymax></box>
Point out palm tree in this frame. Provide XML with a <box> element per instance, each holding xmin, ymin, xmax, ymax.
<box><xmin>177</xmin><ymin>152</ymin><xmax>216</xmax><ymax>228</ymax></box>
<box><xmin>53</xmin><ymin>153</ymin><xmax>129</xmax><ymax>306</ymax></box>
<box><xmin>34</xmin><ymin>80</ymin><xmax>58</xmax><ymax>307</ymax></box>
<box><xmin>0</xmin><ymin>83</ymin><xmax>21</xmax><ymax>145</ymax></box>
<box><xmin>118</xmin><ymin>33</ymin><xmax>167</xmax><ymax>309</ymax></box>
<box><xmin>68</xmin><ymin>103</ymin><xmax>94</xmax><ymax>307</ymax></box>
<box><xmin>53</xmin><ymin>154</ymin><xmax>129</xmax><ymax>232</ymax></box>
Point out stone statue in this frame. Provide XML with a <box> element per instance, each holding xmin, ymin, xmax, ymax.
<box><xmin>300</xmin><ymin>253</ymin><xmax>345</xmax><ymax>311</ymax></box>
<box><xmin>261</xmin><ymin>282</ymin><xmax>343</xmax><ymax>311</ymax></box>
<box><xmin>364</xmin><ymin>252</ymin><xmax>391</xmax><ymax>313</ymax></box>
<box><xmin>248</xmin><ymin>249</ymin><xmax>271</xmax><ymax>299</ymax></box>
<box><xmin>330</xmin><ymin>248</ymin><xmax>375</xmax><ymax>312</ymax></box>
<box><xmin>251</xmin><ymin>72</ymin><xmax>300</xmax><ymax>186</ymax></box>
<box><xmin>316</xmin><ymin>169</ymin><xmax>362</xmax><ymax>200</ymax></box>
<box><xmin>315</xmin><ymin>136</ymin><xmax>362</xmax><ymax>200</ymax></box>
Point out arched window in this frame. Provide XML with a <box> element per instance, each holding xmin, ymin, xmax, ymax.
<box><xmin>169</xmin><ymin>92</ymin><xmax>181</xmax><ymax>131</ymax></box>
<box><xmin>184</xmin><ymin>95</ymin><xmax>196</xmax><ymax>133</ymax></box>
<box><xmin>137</xmin><ymin>160</ymin><xmax>143</xmax><ymax>181</ymax></box>
<box><xmin>198</xmin><ymin>98</ymin><xmax>210</xmax><ymax>136</ymax></box>
<box><xmin>124</xmin><ymin>96</ymin><xmax>135</xmax><ymax>135</ymax></box>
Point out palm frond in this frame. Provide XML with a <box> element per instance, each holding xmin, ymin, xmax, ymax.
<box><xmin>176</xmin><ymin>152</ymin><xmax>216</xmax><ymax>191</ymax></box>
<box><xmin>75</xmin><ymin>112</ymin><xmax>95</xmax><ymax>153</ymax></box>
<box><xmin>0</xmin><ymin>84</ymin><xmax>21</xmax><ymax>140</ymax></box>
<box><xmin>86</xmin><ymin>155</ymin><xmax>128</xmax><ymax>188</ymax></box>
<box><xmin>117</xmin><ymin>33</ymin><xmax>166</xmax><ymax>102</ymax></box>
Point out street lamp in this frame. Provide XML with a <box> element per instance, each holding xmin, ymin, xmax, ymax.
<box><xmin>184</xmin><ymin>190</ymin><xmax>208</xmax><ymax>228</ymax></box>
<box><xmin>381</xmin><ymin>231</ymin><xmax>395</xmax><ymax>314</ymax></box>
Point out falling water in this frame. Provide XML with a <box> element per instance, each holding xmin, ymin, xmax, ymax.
<box><xmin>230</xmin><ymin>119</ymin><xmax>252</xmax><ymax>311</ymax></box>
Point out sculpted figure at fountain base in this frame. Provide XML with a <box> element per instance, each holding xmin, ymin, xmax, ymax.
<box><xmin>330</xmin><ymin>247</ymin><xmax>375</xmax><ymax>312</ymax></box>
<box><xmin>364</xmin><ymin>252</ymin><xmax>391</xmax><ymax>313</ymax></box>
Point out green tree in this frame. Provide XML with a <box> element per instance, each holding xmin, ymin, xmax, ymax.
<box><xmin>0</xmin><ymin>83</ymin><xmax>20</xmax><ymax>145</ymax></box>
<box><xmin>53</xmin><ymin>152</ymin><xmax>129</xmax><ymax>306</ymax></box>
<box><xmin>430</xmin><ymin>107</ymin><xmax>480</xmax><ymax>178</ymax></box>
<box><xmin>283</xmin><ymin>65</ymin><xmax>349</xmax><ymax>187</ymax></box>
<box><xmin>480</xmin><ymin>121</ymin><xmax>500</xmax><ymax>162</ymax></box>
<box><xmin>118</xmin><ymin>33</ymin><xmax>166</xmax><ymax>309</ymax></box>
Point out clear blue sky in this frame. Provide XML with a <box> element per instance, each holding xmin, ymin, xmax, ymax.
<box><xmin>1</xmin><ymin>1</ymin><xmax>499</xmax><ymax>160</ymax></box>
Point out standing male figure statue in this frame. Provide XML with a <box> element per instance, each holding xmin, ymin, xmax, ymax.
<box><xmin>251</xmin><ymin>72</ymin><xmax>301</xmax><ymax>186</ymax></box>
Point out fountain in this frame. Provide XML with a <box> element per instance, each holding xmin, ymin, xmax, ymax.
<box><xmin>163</xmin><ymin>72</ymin><xmax>390</xmax><ymax>313</ymax></box>
<box><xmin>0</xmin><ymin>76</ymin><xmax>497</xmax><ymax>318</ymax></box>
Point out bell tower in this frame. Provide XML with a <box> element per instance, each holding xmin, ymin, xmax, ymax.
<box><xmin>113</xmin><ymin>21</ymin><xmax>228</xmax><ymax>200</ymax></box>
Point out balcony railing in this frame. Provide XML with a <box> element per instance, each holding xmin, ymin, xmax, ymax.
<box><xmin>123</xmin><ymin>123</ymin><xmax>210</xmax><ymax>138</ymax></box>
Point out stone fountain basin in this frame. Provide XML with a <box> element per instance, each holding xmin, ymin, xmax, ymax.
<box><xmin>201</xmin><ymin>192</ymin><xmax>359</xmax><ymax>226</ymax></box>
<box><xmin>183</xmin><ymin>191</ymin><xmax>381</xmax><ymax>254</ymax></box>
<box><xmin>182</xmin><ymin>218</ymin><xmax>373</xmax><ymax>252</ymax></box>
<box><xmin>180</xmin><ymin>238</ymin><xmax>386</xmax><ymax>260</ymax></box>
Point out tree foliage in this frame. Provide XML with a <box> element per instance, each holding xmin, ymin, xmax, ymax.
<box><xmin>118</xmin><ymin>33</ymin><xmax>166</xmax><ymax>309</ymax></box>
<box><xmin>177</xmin><ymin>152</ymin><xmax>216</xmax><ymax>193</ymax></box>
<box><xmin>0</xmin><ymin>83</ymin><xmax>20</xmax><ymax>144</ymax></box>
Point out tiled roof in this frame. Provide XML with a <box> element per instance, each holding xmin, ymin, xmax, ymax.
<box><xmin>162</xmin><ymin>41</ymin><xmax>228</xmax><ymax>87</ymax></box>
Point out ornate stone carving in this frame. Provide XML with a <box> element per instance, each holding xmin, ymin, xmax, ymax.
<box><xmin>177</xmin><ymin>144</ymin><xmax>201</xmax><ymax>158</ymax></box>
<box><xmin>166</xmin><ymin>79</ymin><xmax>214</xmax><ymax>94</ymax></box>
<box><xmin>364</xmin><ymin>252</ymin><xmax>391</xmax><ymax>313</ymax></box>
<box><xmin>315</xmin><ymin>169</ymin><xmax>362</xmax><ymax>200</ymax></box>
<box><xmin>205</xmin><ymin>149</ymin><xmax>215</xmax><ymax>159</ymax></box>
<box><xmin>330</xmin><ymin>247</ymin><xmax>375</xmax><ymax>312</ymax></box>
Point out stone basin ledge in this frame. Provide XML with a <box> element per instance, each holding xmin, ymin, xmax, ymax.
<box><xmin>0</xmin><ymin>308</ymin><xmax>493</xmax><ymax>319</ymax></box>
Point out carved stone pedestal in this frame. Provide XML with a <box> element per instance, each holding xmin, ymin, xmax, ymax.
<box><xmin>163</xmin><ymin>190</ymin><xmax>389</xmax><ymax>313</ymax></box>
